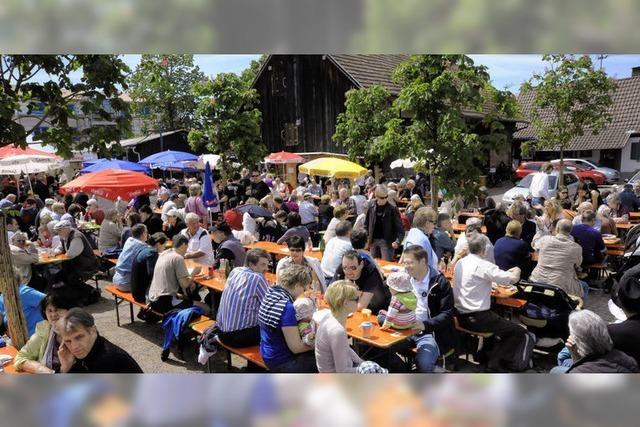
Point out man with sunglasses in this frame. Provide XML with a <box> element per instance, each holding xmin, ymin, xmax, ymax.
<box><xmin>364</xmin><ymin>185</ymin><xmax>405</xmax><ymax>261</ymax></box>
<box><xmin>249</xmin><ymin>171</ymin><xmax>270</xmax><ymax>201</ymax></box>
<box><xmin>333</xmin><ymin>250</ymin><xmax>390</xmax><ymax>314</ymax></box>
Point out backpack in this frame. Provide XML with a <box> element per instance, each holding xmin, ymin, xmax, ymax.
<box><xmin>508</xmin><ymin>330</ymin><xmax>537</xmax><ymax>372</ymax></box>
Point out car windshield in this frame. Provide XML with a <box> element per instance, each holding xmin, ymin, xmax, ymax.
<box><xmin>517</xmin><ymin>175</ymin><xmax>558</xmax><ymax>189</ymax></box>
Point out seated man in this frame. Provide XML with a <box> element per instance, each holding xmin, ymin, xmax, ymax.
<box><xmin>53</xmin><ymin>220</ymin><xmax>100</xmax><ymax>305</ymax></box>
<box><xmin>148</xmin><ymin>234</ymin><xmax>204</xmax><ymax>314</ymax></box>
<box><xmin>530</xmin><ymin>219</ymin><xmax>588</xmax><ymax>299</ymax></box>
<box><xmin>84</xmin><ymin>199</ymin><xmax>105</xmax><ymax>225</ymax></box>
<box><xmin>454</xmin><ymin>233</ymin><xmax>528</xmax><ymax>372</ymax></box>
<box><xmin>494</xmin><ymin>220</ymin><xmax>533</xmax><ymax>279</ymax></box>
<box><xmin>403</xmin><ymin>207</ymin><xmax>438</xmax><ymax>271</ymax></box>
<box><xmin>401</xmin><ymin>246</ymin><xmax>455</xmax><ymax>373</ymax></box>
<box><xmin>113</xmin><ymin>224</ymin><xmax>149</xmax><ymax>292</ymax></box>
<box><xmin>9</xmin><ymin>231</ymin><xmax>41</xmax><ymax>291</ymax></box>
<box><xmin>216</xmin><ymin>248</ymin><xmax>271</xmax><ymax>347</ymax></box>
<box><xmin>181</xmin><ymin>212</ymin><xmax>215</xmax><ymax>266</ymax></box>
<box><xmin>431</xmin><ymin>213</ymin><xmax>456</xmax><ymax>262</ymax></box>
<box><xmin>57</xmin><ymin>308</ymin><xmax>142</xmax><ymax>373</ymax></box>
<box><xmin>211</xmin><ymin>222</ymin><xmax>246</xmax><ymax>269</ymax></box>
<box><xmin>570</xmin><ymin>210</ymin><xmax>606</xmax><ymax>267</ymax></box>
<box><xmin>139</xmin><ymin>204</ymin><xmax>164</xmax><ymax>235</ymax></box>
<box><xmin>333</xmin><ymin>250</ymin><xmax>390</xmax><ymax>314</ymax></box>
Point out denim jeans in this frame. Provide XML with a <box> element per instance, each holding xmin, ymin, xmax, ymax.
<box><xmin>579</xmin><ymin>279</ymin><xmax>590</xmax><ymax>300</ymax></box>
<box><xmin>408</xmin><ymin>333</ymin><xmax>440</xmax><ymax>373</ymax></box>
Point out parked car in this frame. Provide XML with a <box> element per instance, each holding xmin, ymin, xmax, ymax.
<box><xmin>502</xmin><ymin>171</ymin><xmax>580</xmax><ymax>206</ymax></box>
<box><xmin>515</xmin><ymin>161</ymin><xmax>606</xmax><ymax>185</ymax></box>
<box><xmin>558</xmin><ymin>158</ymin><xmax>620</xmax><ymax>184</ymax></box>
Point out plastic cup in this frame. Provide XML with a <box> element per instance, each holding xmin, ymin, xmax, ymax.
<box><xmin>361</xmin><ymin>309</ymin><xmax>372</xmax><ymax>320</ymax></box>
<box><xmin>360</xmin><ymin>321</ymin><xmax>373</xmax><ymax>338</ymax></box>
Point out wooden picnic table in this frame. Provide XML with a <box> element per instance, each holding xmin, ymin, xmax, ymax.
<box><xmin>36</xmin><ymin>253</ymin><xmax>70</xmax><ymax>265</ymax></box>
<box><xmin>244</xmin><ymin>241</ymin><xmax>322</xmax><ymax>261</ymax></box>
<box><xmin>452</xmin><ymin>223</ymin><xmax>487</xmax><ymax>234</ymax></box>
<box><xmin>616</xmin><ymin>222</ymin><xmax>634</xmax><ymax>230</ymax></box>
<box><xmin>345</xmin><ymin>310</ymin><xmax>418</xmax><ymax>349</ymax></box>
<box><xmin>153</xmin><ymin>207</ymin><xmax>163</xmax><ymax>215</ymax></box>
<box><xmin>0</xmin><ymin>344</ymin><xmax>19</xmax><ymax>374</ymax></box>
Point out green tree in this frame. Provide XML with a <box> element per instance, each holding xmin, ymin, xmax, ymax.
<box><xmin>521</xmin><ymin>54</ymin><xmax>616</xmax><ymax>182</ymax></box>
<box><xmin>188</xmin><ymin>72</ymin><xmax>264</xmax><ymax>176</ymax></box>
<box><xmin>240</xmin><ymin>54</ymin><xmax>268</xmax><ymax>86</ymax></box>
<box><xmin>0</xmin><ymin>54</ymin><xmax>131</xmax><ymax>349</ymax></box>
<box><xmin>333</xmin><ymin>85</ymin><xmax>395</xmax><ymax>165</ymax></box>
<box><xmin>1</xmin><ymin>54</ymin><xmax>131</xmax><ymax>158</ymax></box>
<box><xmin>128</xmin><ymin>54</ymin><xmax>206</xmax><ymax>134</ymax></box>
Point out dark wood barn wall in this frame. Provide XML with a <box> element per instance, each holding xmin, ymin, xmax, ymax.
<box><xmin>255</xmin><ymin>55</ymin><xmax>354</xmax><ymax>154</ymax></box>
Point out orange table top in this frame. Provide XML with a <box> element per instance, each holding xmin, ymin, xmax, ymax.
<box><xmin>36</xmin><ymin>253</ymin><xmax>70</xmax><ymax>265</ymax></box>
<box><xmin>345</xmin><ymin>311</ymin><xmax>418</xmax><ymax>349</ymax></box>
<box><xmin>244</xmin><ymin>241</ymin><xmax>322</xmax><ymax>260</ymax></box>
<box><xmin>616</xmin><ymin>222</ymin><xmax>634</xmax><ymax>230</ymax></box>
<box><xmin>0</xmin><ymin>345</ymin><xmax>19</xmax><ymax>374</ymax></box>
<box><xmin>452</xmin><ymin>224</ymin><xmax>487</xmax><ymax>233</ymax></box>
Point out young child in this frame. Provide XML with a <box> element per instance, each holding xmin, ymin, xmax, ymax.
<box><xmin>293</xmin><ymin>297</ymin><xmax>317</xmax><ymax>346</ymax></box>
<box><xmin>378</xmin><ymin>271</ymin><xmax>418</xmax><ymax>330</ymax></box>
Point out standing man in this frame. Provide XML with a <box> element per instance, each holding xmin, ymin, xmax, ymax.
<box><xmin>298</xmin><ymin>193</ymin><xmax>319</xmax><ymax>237</ymax></box>
<box><xmin>364</xmin><ymin>185</ymin><xmax>405</xmax><ymax>261</ymax></box>
<box><xmin>529</xmin><ymin>162</ymin><xmax>553</xmax><ymax>207</ymax></box>
<box><xmin>250</xmin><ymin>170</ymin><xmax>271</xmax><ymax>201</ymax></box>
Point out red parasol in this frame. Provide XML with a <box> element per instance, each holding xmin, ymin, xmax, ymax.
<box><xmin>0</xmin><ymin>145</ymin><xmax>61</xmax><ymax>160</ymax></box>
<box><xmin>264</xmin><ymin>151</ymin><xmax>304</xmax><ymax>164</ymax></box>
<box><xmin>60</xmin><ymin>169</ymin><xmax>159</xmax><ymax>201</ymax></box>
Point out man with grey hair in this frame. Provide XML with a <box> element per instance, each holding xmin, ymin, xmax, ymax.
<box><xmin>336</xmin><ymin>187</ymin><xmax>356</xmax><ymax>217</ymax></box>
<box><xmin>181</xmin><ymin>212</ymin><xmax>214</xmax><ymax>265</ymax></box>
<box><xmin>57</xmin><ymin>308</ymin><xmax>142</xmax><ymax>373</ymax></box>
<box><xmin>454</xmin><ymin>217</ymin><xmax>495</xmax><ymax>263</ymax></box>
<box><xmin>552</xmin><ymin>310</ymin><xmax>638</xmax><ymax>373</ymax></box>
<box><xmin>9</xmin><ymin>231</ymin><xmax>40</xmax><ymax>288</ymax></box>
<box><xmin>364</xmin><ymin>184</ymin><xmax>405</xmax><ymax>261</ymax></box>
<box><xmin>403</xmin><ymin>207</ymin><xmax>439</xmax><ymax>270</ymax></box>
<box><xmin>454</xmin><ymin>232</ymin><xmax>528</xmax><ymax>371</ymax></box>
<box><xmin>530</xmin><ymin>219</ymin><xmax>587</xmax><ymax>298</ymax></box>
<box><xmin>400</xmin><ymin>179</ymin><xmax>423</xmax><ymax>201</ymax></box>
<box><xmin>39</xmin><ymin>198</ymin><xmax>56</xmax><ymax>220</ymax></box>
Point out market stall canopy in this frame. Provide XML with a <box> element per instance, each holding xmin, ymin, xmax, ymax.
<box><xmin>264</xmin><ymin>151</ymin><xmax>304</xmax><ymax>164</ymax></box>
<box><xmin>138</xmin><ymin>150</ymin><xmax>198</xmax><ymax>169</ymax></box>
<box><xmin>0</xmin><ymin>145</ymin><xmax>61</xmax><ymax>160</ymax></box>
<box><xmin>0</xmin><ymin>152</ymin><xmax>63</xmax><ymax>175</ymax></box>
<box><xmin>184</xmin><ymin>154</ymin><xmax>221</xmax><ymax>170</ymax></box>
<box><xmin>60</xmin><ymin>169</ymin><xmax>159</xmax><ymax>201</ymax></box>
<box><xmin>298</xmin><ymin>157</ymin><xmax>367</xmax><ymax>179</ymax></box>
<box><xmin>390</xmin><ymin>158</ymin><xmax>418</xmax><ymax>169</ymax></box>
<box><xmin>80</xmin><ymin>159</ymin><xmax>151</xmax><ymax>174</ymax></box>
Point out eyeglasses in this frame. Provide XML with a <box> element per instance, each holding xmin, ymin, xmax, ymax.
<box><xmin>348</xmin><ymin>297</ymin><xmax>360</xmax><ymax>302</ymax></box>
<box><xmin>289</xmin><ymin>248</ymin><xmax>304</xmax><ymax>253</ymax></box>
<box><xmin>342</xmin><ymin>265</ymin><xmax>360</xmax><ymax>272</ymax></box>
<box><xmin>15</xmin><ymin>239</ymin><xmax>26</xmax><ymax>243</ymax></box>
<box><xmin>377</xmin><ymin>195</ymin><xmax>388</xmax><ymax>200</ymax></box>
<box><xmin>252</xmin><ymin>175</ymin><xmax>260</xmax><ymax>178</ymax></box>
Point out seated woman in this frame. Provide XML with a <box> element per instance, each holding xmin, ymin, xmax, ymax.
<box><xmin>276</xmin><ymin>236</ymin><xmax>326</xmax><ymax>292</ymax></box>
<box><xmin>598</xmin><ymin>206</ymin><xmax>617</xmax><ymax>236</ymax></box>
<box><xmin>13</xmin><ymin>293</ymin><xmax>75</xmax><ymax>373</ymax></box>
<box><xmin>98</xmin><ymin>209</ymin><xmax>122</xmax><ymax>252</ymax></box>
<box><xmin>552</xmin><ymin>310</ymin><xmax>638</xmax><ymax>373</ymax></box>
<box><xmin>276</xmin><ymin>212</ymin><xmax>312</xmax><ymax>248</ymax></box>
<box><xmin>57</xmin><ymin>308</ymin><xmax>143</xmax><ymax>373</ymax></box>
<box><xmin>0</xmin><ymin>271</ymin><xmax>46</xmax><ymax>337</ymax></box>
<box><xmin>315</xmin><ymin>280</ymin><xmax>364</xmax><ymax>373</ymax></box>
<box><xmin>258</xmin><ymin>264</ymin><xmax>317</xmax><ymax>372</ymax></box>
<box><xmin>120</xmin><ymin>212</ymin><xmax>142</xmax><ymax>247</ymax></box>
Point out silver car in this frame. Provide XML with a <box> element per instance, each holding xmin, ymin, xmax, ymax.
<box><xmin>561</xmin><ymin>158</ymin><xmax>620</xmax><ymax>184</ymax></box>
<box><xmin>502</xmin><ymin>171</ymin><xmax>580</xmax><ymax>206</ymax></box>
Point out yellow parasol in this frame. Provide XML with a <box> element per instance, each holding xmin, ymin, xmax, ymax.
<box><xmin>298</xmin><ymin>157</ymin><xmax>367</xmax><ymax>180</ymax></box>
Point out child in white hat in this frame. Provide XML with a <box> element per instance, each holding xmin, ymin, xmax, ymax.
<box><xmin>378</xmin><ymin>271</ymin><xmax>417</xmax><ymax>330</ymax></box>
<box><xmin>293</xmin><ymin>297</ymin><xmax>317</xmax><ymax>346</ymax></box>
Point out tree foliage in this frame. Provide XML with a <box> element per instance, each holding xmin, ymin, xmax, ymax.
<box><xmin>334</xmin><ymin>54</ymin><xmax>518</xmax><ymax>200</ymax></box>
<box><xmin>0</xmin><ymin>54</ymin><xmax>131</xmax><ymax>158</ymax></box>
<box><xmin>521</xmin><ymin>54</ymin><xmax>616</xmax><ymax>180</ymax></box>
<box><xmin>240</xmin><ymin>54</ymin><xmax>268</xmax><ymax>86</ymax></box>
<box><xmin>334</xmin><ymin>85</ymin><xmax>395</xmax><ymax>164</ymax></box>
<box><xmin>128</xmin><ymin>54</ymin><xmax>206</xmax><ymax>133</ymax></box>
<box><xmin>188</xmin><ymin>72</ymin><xmax>264</xmax><ymax>176</ymax></box>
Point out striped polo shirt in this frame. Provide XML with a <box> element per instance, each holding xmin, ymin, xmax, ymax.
<box><xmin>216</xmin><ymin>266</ymin><xmax>269</xmax><ymax>332</ymax></box>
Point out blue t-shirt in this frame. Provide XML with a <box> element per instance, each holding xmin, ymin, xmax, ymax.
<box><xmin>0</xmin><ymin>285</ymin><xmax>45</xmax><ymax>336</ymax></box>
<box><xmin>259</xmin><ymin>301</ymin><xmax>298</xmax><ymax>369</ymax></box>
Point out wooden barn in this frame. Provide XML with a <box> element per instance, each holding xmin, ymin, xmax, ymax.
<box><xmin>119</xmin><ymin>129</ymin><xmax>201</xmax><ymax>163</ymax></box>
<box><xmin>253</xmin><ymin>54</ymin><xmax>522</xmax><ymax>174</ymax></box>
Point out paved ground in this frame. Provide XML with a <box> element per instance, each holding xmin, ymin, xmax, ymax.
<box><xmin>87</xmin><ymin>274</ymin><xmax>614</xmax><ymax>374</ymax></box>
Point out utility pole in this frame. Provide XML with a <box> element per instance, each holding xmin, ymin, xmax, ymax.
<box><xmin>597</xmin><ymin>54</ymin><xmax>608</xmax><ymax>70</ymax></box>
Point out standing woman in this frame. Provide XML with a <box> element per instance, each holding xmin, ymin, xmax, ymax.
<box><xmin>315</xmin><ymin>280</ymin><xmax>363</xmax><ymax>373</ymax></box>
<box><xmin>185</xmin><ymin>183</ymin><xmax>209</xmax><ymax>227</ymax></box>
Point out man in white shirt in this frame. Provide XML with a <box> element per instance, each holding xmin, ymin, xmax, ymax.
<box><xmin>320</xmin><ymin>220</ymin><xmax>353</xmax><ymax>281</ymax></box>
<box><xmin>181</xmin><ymin>212</ymin><xmax>215</xmax><ymax>265</ymax></box>
<box><xmin>529</xmin><ymin>162</ymin><xmax>553</xmax><ymax>207</ymax></box>
<box><xmin>299</xmin><ymin>193</ymin><xmax>319</xmax><ymax>234</ymax></box>
<box><xmin>454</xmin><ymin>233</ymin><xmax>529</xmax><ymax>372</ymax></box>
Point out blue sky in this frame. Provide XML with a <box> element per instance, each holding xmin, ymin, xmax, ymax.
<box><xmin>37</xmin><ymin>54</ymin><xmax>640</xmax><ymax>94</ymax></box>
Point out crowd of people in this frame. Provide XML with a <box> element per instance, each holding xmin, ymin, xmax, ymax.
<box><xmin>2</xmin><ymin>162</ymin><xmax>640</xmax><ymax>374</ymax></box>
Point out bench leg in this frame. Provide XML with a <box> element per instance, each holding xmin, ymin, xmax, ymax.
<box><xmin>226</xmin><ymin>349</ymin><xmax>232</xmax><ymax>370</ymax></box>
<box><xmin>114</xmin><ymin>295</ymin><xmax>121</xmax><ymax>327</ymax></box>
<box><xmin>129</xmin><ymin>302</ymin><xmax>134</xmax><ymax>324</ymax></box>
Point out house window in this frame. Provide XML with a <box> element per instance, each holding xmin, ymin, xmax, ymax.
<box><xmin>578</xmin><ymin>150</ymin><xmax>593</xmax><ymax>158</ymax></box>
<box><xmin>271</xmin><ymin>70</ymin><xmax>286</xmax><ymax>96</ymax></box>
<box><xmin>631</xmin><ymin>142</ymin><xmax>640</xmax><ymax>161</ymax></box>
